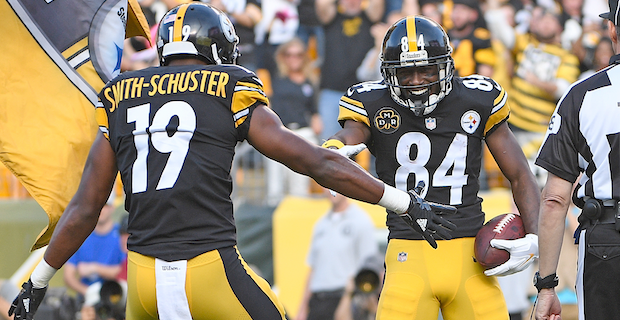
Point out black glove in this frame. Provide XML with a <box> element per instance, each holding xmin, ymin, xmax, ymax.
<box><xmin>398</xmin><ymin>182</ymin><xmax>457</xmax><ymax>249</ymax></box>
<box><xmin>8</xmin><ymin>279</ymin><xmax>47</xmax><ymax>320</ymax></box>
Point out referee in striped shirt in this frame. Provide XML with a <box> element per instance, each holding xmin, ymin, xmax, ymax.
<box><xmin>534</xmin><ymin>0</ymin><xmax>620</xmax><ymax>318</ymax></box>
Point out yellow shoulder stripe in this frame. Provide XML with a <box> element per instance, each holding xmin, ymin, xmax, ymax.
<box><xmin>338</xmin><ymin>95</ymin><xmax>369</xmax><ymax>126</ymax></box>
<box><xmin>231</xmin><ymin>90</ymin><xmax>269</xmax><ymax>127</ymax></box>
<box><xmin>494</xmin><ymin>87</ymin><xmax>506</xmax><ymax>106</ymax></box>
<box><xmin>484</xmin><ymin>102</ymin><xmax>509</xmax><ymax>136</ymax></box>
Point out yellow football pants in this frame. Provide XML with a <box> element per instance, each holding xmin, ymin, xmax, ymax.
<box><xmin>376</xmin><ymin>238</ymin><xmax>508</xmax><ymax>320</ymax></box>
<box><xmin>125</xmin><ymin>246</ymin><xmax>286</xmax><ymax>320</ymax></box>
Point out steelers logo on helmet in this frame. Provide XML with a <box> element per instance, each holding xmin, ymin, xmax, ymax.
<box><xmin>157</xmin><ymin>3</ymin><xmax>239</xmax><ymax>66</ymax></box>
<box><xmin>219</xmin><ymin>13</ymin><xmax>236</xmax><ymax>43</ymax></box>
<box><xmin>381</xmin><ymin>16</ymin><xmax>454</xmax><ymax>117</ymax></box>
<box><xmin>374</xmin><ymin>107</ymin><xmax>401</xmax><ymax>134</ymax></box>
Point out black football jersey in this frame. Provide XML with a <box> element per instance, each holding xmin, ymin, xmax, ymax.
<box><xmin>338</xmin><ymin>76</ymin><xmax>509</xmax><ymax>239</ymax></box>
<box><xmin>536</xmin><ymin>57</ymin><xmax>620</xmax><ymax>208</ymax></box>
<box><xmin>96</xmin><ymin>64</ymin><xmax>268</xmax><ymax>261</ymax></box>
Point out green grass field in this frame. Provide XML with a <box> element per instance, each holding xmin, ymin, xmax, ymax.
<box><xmin>0</xmin><ymin>200</ymin><xmax>48</xmax><ymax>278</ymax></box>
<box><xmin>0</xmin><ymin>200</ymin><xmax>129</xmax><ymax>287</ymax></box>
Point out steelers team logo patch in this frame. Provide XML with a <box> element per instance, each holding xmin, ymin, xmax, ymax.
<box><xmin>461</xmin><ymin>110</ymin><xmax>481</xmax><ymax>134</ymax></box>
<box><xmin>374</xmin><ymin>107</ymin><xmax>401</xmax><ymax>134</ymax></box>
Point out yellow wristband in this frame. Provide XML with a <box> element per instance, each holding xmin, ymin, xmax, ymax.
<box><xmin>322</xmin><ymin>139</ymin><xmax>345</xmax><ymax>149</ymax></box>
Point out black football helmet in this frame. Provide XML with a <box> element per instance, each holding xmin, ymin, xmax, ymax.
<box><xmin>381</xmin><ymin>16</ymin><xmax>454</xmax><ymax>116</ymax></box>
<box><xmin>157</xmin><ymin>3</ymin><xmax>239</xmax><ymax>66</ymax></box>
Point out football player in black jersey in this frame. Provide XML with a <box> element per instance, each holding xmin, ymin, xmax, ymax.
<box><xmin>8</xmin><ymin>4</ymin><xmax>458</xmax><ymax>320</ymax></box>
<box><xmin>534</xmin><ymin>1</ymin><xmax>620</xmax><ymax>319</ymax></box>
<box><xmin>324</xmin><ymin>16</ymin><xmax>541</xmax><ymax>320</ymax></box>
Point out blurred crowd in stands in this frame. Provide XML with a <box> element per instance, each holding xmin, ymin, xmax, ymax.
<box><xmin>118</xmin><ymin>0</ymin><xmax>612</xmax><ymax>204</ymax></box>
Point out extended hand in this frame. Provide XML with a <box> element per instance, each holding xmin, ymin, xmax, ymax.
<box><xmin>484</xmin><ymin>234</ymin><xmax>539</xmax><ymax>276</ymax></box>
<box><xmin>335</xmin><ymin>143</ymin><xmax>367</xmax><ymax>158</ymax></box>
<box><xmin>8</xmin><ymin>279</ymin><xmax>48</xmax><ymax>320</ymax></box>
<box><xmin>398</xmin><ymin>182</ymin><xmax>457</xmax><ymax>248</ymax></box>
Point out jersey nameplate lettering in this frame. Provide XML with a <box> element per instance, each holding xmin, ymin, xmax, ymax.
<box><xmin>103</xmin><ymin>70</ymin><xmax>230</xmax><ymax>112</ymax></box>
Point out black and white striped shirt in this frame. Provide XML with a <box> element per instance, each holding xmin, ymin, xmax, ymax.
<box><xmin>536</xmin><ymin>54</ymin><xmax>620</xmax><ymax>207</ymax></box>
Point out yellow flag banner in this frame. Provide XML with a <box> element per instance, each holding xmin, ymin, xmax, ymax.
<box><xmin>0</xmin><ymin>0</ymin><xmax>150</xmax><ymax>251</ymax></box>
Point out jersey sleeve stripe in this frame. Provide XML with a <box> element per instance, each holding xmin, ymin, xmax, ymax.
<box><xmin>339</xmin><ymin>96</ymin><xmax>368</xmax><ymax>116</ymax></box>
<box><xmin>95</xmin><ymin>102</ymin><xmax>110</xmax><ymax>140</ymax></box>
<box><xmin>234</xmin><ymin>81</ymin><xmax>266</xmax><ymax>95</ymax></box>
<box><xmin>338</xmin><ymin>107</ymin><xmax>371</xmax><ymax>127</ymax></box>
<box><xmin>484</xmin><ymin>102</ymin><xmax>509</xmax><ymax>136</ymax></box>
<box><xmin>493</xmin><ymin>88</ymin><xmax>506</xmax><ymax>110</ymax></box>
<box><xmin>233</xmin><ymin>108</ymin><xmax>250</xmax><ymax>127</ymax></box>
<box><xmin>231</xmin><ymin>83</ymin><xmax>268</xmax><ymax>128</ymax></box>
<box><xmin>338</xmin><ymin>96</ymin><xmax>370</xmax><ymax>126</ymax></box>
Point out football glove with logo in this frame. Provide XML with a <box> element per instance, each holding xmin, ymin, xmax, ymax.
<box><xmin>8</xmin><ymin>279</ymin><xmax>47</xmax><ymax>320</ymax></box>
<box><xmin>398</xmin><ymin>182</ymin><xmax>457</xmax><ymax>249</ymax></box>
<box><xmin>484</xmin><ymin>234</ymin><xmax>539</xmax><ymax>276</ymax></box>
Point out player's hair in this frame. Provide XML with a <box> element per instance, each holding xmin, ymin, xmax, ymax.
<box><xmin>274</xmin><ymin>38</ymin><xmax>317</xmax><ymax>84</ymax></box>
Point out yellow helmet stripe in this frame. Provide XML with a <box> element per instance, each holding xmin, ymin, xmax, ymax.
<box><xmin>173</xmin><ymin>4</ymin><xmax>190</xmax><ymax>42</ymax></box>
<box><xmin>406</xmin><ymin>16</ymin><xmax>417</xmax><ymax>52</ymax></box>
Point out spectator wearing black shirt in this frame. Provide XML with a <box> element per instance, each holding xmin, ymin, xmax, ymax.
<box><xmin>265</xmin><ymin>38</ymin><xmax>322</xmax><ymax>206</ymax></box>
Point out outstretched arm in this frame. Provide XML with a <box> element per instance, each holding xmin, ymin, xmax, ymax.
<box><xmin>248</xmin><ymin>105</ymin><xmax>383</xmax><ymax>204</ymax></box>
<box><xmin>249</xmin><ymin>108</ymin><xmax>456</xmax><ymax>248</ymax></box>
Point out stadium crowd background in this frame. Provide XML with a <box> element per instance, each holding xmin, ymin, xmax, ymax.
<box><xmin>0</xmin><ymin>0</ymin><xmax>613</xmax><ymax>319</ymax></box>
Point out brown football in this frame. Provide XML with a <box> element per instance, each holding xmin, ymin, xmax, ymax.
<box><xmin>474</xmin><ymin>213</ymin><xmax>526</xmax><ymax>269</ymax></box>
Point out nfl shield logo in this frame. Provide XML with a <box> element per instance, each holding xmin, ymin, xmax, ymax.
<box><xmin>397</xmin><ymin>251</ymin><xmax>408</xmax><ymax>262</ymax></box>
<box><xmin>425</xmin><ymin>117</ymin><xmax>436</xmax><ymax>130</ymax></box>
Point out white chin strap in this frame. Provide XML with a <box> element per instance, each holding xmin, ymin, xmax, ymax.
<box><xmin>211</xmin><ymin>43</ymin><xmax>221</xmax><ymax>65</ymax></box>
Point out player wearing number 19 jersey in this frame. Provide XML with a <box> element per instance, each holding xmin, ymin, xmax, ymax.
<box><xmin>98</xmin><ymin>63</ymin><xmax>263</xmax><ymax>262</ymax></box>
<box><xmin>95</xmin><ymin>4</ymin><xmax>288</xmax><ymax>319</ymax></box>
<box><xmin>329</xmin><ymin>16</ymin><xmax>541</xmax><ymax>320</ymax></box>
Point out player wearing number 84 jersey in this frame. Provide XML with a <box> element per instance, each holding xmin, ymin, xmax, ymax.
<box><xmin>341</xmin><ymin>75</ymin><xmax>512</xmax><ymax>239</ymax></box>
<box><xmin>328</xmin><ymin>16</ymin><xmax>541</xmax><ymax>320</ymax></box>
